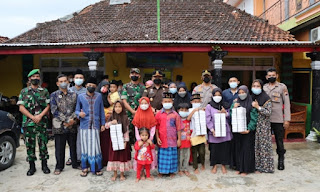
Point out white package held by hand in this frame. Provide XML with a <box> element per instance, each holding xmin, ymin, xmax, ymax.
<box><xmin>110</xmin><ymin>124</ymin><xmax>125</xmax><ymax>151</ymax></box>
<box><xmin>231</xmin><ymin>107</ymin><xmax>247</xmax><ymax>132</ymax></box>
<box><xmin>190</xmin><ymin>109</ymin><xmax>207</xmax><ymax>136</ymax></box>
<box><xmin>214</xmin><ymin>113</ymin><xmax>226</xmax><ymax>137</ymax></box>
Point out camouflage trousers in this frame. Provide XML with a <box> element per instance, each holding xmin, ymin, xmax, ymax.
<box><xmin>25</xmin><ymin>125</ymin><xmax>49</xmax><ymax>161</ymax></box>
<box><xmin>128</xmin><ymin>115</ymin><xmax>135</xmax><ymax>146</ymax></box>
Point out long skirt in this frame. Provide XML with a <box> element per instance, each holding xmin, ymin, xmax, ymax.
<box><xmin>209</xmin><ymin>141</ymin><xmax>231</xmax><ymax>166</ymax></box>
<box><xmin>158</xmin><ymin>147</ymin><xmax>178</xmax><ymax>174</ymax></box>
<box><xmin>236</xmin><ymin>131</ymin><xmax>256</xmax><ymax>173</ymax></box>
<box><xmin>80</xmin><ymin>128</ymin><xmax>103</xmax><ymax>173</ymax></box>
<box><xmin>106</xmin><ymin>133</ymin><xmax>132</xmax><ymax>172</ymax></box>
<box><xmin>100</xmin><ymin>130</ymin><xmax>109</xmax><ymax>167</ymax></box>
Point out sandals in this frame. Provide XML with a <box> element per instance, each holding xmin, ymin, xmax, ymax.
<box><xmin>80</xmin><ymin>169</ymin><xmax>88</xmax><ymax>177</ymax></box>
<box><xmin>54</xmin><ymin>169</ymin><xmax>61</xmax><ymax>175</ymax></box>
<box><xmin>95</xmin><ymin>171</ymin><xmax>103</xmax><ymax>176</ymax></box>
<box><xmin>66</xmin><ymin>158</ymin><xmax>72</xmax><ymax>166</ymax></box>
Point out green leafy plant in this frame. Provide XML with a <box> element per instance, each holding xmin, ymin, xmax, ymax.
<box><xmin>312</xmin><ymin>127</ymin><xmax>320</xmax><ymax>136</ymax></box>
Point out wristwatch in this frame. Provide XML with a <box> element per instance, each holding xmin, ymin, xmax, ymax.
<box><xmin>258</xmin><ymin>107</ymin><xmax>262</xmax><ymax>111</ymax></box>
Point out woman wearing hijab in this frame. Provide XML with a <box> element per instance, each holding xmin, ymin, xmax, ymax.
<box><xmin>230</xmin><ymin>85</ymin><xmax>258</xmax><ymax>176</ymax></box>
<box><xmin>251</xmin><ymin>79</ymin><xmax>275</xmax><ymax>173</ymax></box>
<box><xmin>206</xmin><ymin>88</ymin><xmax>232</xmax><ymax>174</ymax></box>
<box><xmin>173</xmin><ymin>84</ymin><xmax>191</xmax><ymax>111</ymax></box>
<box><xmin>132</xmin><ymin>97</ymin><xmax>158</xmax><ymax>172</ymax></box>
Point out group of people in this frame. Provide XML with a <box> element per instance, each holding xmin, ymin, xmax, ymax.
<box><xmin>17</xmin><ymin>66</ymin><xmax>290</xmax><ymax>182</ymax></box>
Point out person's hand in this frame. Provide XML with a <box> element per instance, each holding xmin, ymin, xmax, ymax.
<box><xmin>147</xmin><ymin>139</ymin><xmax>153</xmax><ymax>145</ymax></box>
<box><xmin>101</xmin><ymin>125</ymin><xmax>106</xmax><ymax>132</ymax></box>
<box><xmin>111</xmin><ymin>120</ymin><xmax>118</xmax><ymax>125</ymax></box>
<box><xmin>124</xmin><ymin>142</ymin><xmax>127</xmax><ymax>149</ymax></box>
<box><xmin>211</xmin><ymin>129</ymin><xmax>215</xmax><ymax>137</ymax></box>
<box><xmin>138</xmin><ymin>140</ymin><xmax>144</xmax><ymax>146</ymax></box>
<box><xmin>33</xmin><ymin>115</ymin><xmax>42</xmax><ymax>124</ymax></box>
<box><xmin>234</xmin><ymin>103</ymin><xmax>240</xmax><ymax>108</ymax></box>
<box><xmin>177</xmin><ymin>139</ymin><xmax>181</xmax><ymax>147</ymax></box>
<box><xmin>132</xmin><ymin>110</ymin><xmax>136</xmax><ymax>115</ymax></box>
<box><xmin>220</xmin><ymin>107</ymin><xmax>226</xmax><ymax>114</ymax></box>
<box><xmin>157</xmin><ymin>138</ymin><xmax>162</xmax><ymax>146</ymax></box>
<box><xmin>240</xmin><ymin>130</ymin><xmax>250</xmax><ymax>134</ymax></box>
<box><xmin>79</xmin><ymin>109</ymin><xmax>86</xmax><ymax>118</ymax></box>
<box><xmin>284</xmin><ymin>121</ymin><xmax>290</xmax><ymax>129</ymax></box>
<box><xmin>252</xmin><ymin>100</ymin><xmax>259</xmax><ymax>109</ymax></box>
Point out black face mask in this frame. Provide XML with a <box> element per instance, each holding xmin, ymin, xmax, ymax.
<box><xmin>87</xmin><ymin>86</ymin><xmax>95</xmax><ymax>93</ymax></box>
<box><xmin>153</xmin><ymin>78</ymin><xmax>162</xmax><ymax>85</ymax></box>
<box><xmin>267</xmin><ymin>77</ymin><xmax>276</xmax><ymax>83</ymax></box>
<box><xmin>203</xmin><ymin>77</ymin><xmax>211</xmax><ymax>83</ymax></box>
<box><xmin>131</xmin><ymin>76</ymin><xmax>139</xmax><ymax>81</ymax></box>
<box><xmin>30</xmin><ymin>79</ymin><xmax>40</xmax><ymax>85</ymax></box>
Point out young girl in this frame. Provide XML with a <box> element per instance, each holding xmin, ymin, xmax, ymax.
<box><xmin>132</xmin><ymin>97</ymin><xmax>157</xmax><ymax>175</ymax></box>
<box><xmin>205</xmin><ymin>88</ymin><xmax>232</xmax><ymax>174</ymax></box>
<box><xmin>134</xmin><ymin>128</ymin><xmax>155</xmax><ymax>182</ymax></box>
<box><xmin>231</xmin><ymin>85</ymin><xmax>258</xmax><ymax>176</ymax></box>
<box><xmin>105</xmin><ymin>100</ymin><xmax>132</xmax><ymax>181</ymax></box>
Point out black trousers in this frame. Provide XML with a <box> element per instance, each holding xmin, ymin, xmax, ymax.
<box><xmin>191</xmin><ymin>143</ymin><xmax>205</xmax><ymax>169</ymax></box>
<box><xmin>55</xmin><ymin>132</ymin><xmax>78</xmax><ymax>170</ymax></box>
<box><xmin>271</xmin><ymin>123</ymin><xmax>286</xmax><ymax>156</ymax></box>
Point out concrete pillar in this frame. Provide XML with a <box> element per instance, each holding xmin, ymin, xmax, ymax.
<box><xmin>83</xmin><ymin>52</ymin><xmax>103</xmax><ymax>77</ymax></box>
<box><xmin>208</xmin><ymin>50</ymin><xmax>228</xmax><ymax>88</ymax></box>
<box><xmin>306</xmin><ymin>52</ymin><xmax>320</xmax><ymax>132</ymax></box>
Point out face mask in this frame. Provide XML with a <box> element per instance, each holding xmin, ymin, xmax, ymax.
<box><xmin>229</xmin><ymin>82</ymin><xmax>238</xmax><ymax>89</ymax></box>
<box><xmin>203</xmin><ymin>76</ymin><xmax>211</xmax><ymax>83</ymax></box>
<box><xmin>100</xmin><ymin>86</ymin><xmax>108</xmax><ymax>93</ymax></box>
<box><xmin>87</xmin><ymin>86</ymin><xmax>95</xmax><ymax>93</ymax></box>
<box><xmin>68</xmin><ymin>78</ymin><xmax>73</xmax><ymax>83</ymax></box>
<box><xmin>140</xmin><ymin>104</ymin><xmax>149</xmax><ymax>111</ymax></box>
<box><xmin>163</xmin><ymin>103</ymin><xmax>173</xmax><ymax>109</ymax></box>
<box><xmin>192</xmin><ymin>103</ymin><xmax>201</xmax><ymax>108</ymax></box>
<box><xmin>213</xmin><ymin>96</ymin><xmax>222</xmax><ymax>103</ymax></box>
<box><xmin>238</xmin><ymin>93</ymin><xmax>247</xmax><ymax>100</ymax></box>
<box><xmin>31</xmin><ymin>79</ymin><xmax>40</xmax><ymax>85</ymax></box>
<box><xmin>169</xmin><ymin>88</ymin><xmax>177</xmax><ymax>94</ymax></box>
<box><xmin>178</xmin><ymin>91</ymin><xmax>187</xmax><ymax>98</ymax></box>
<box><xmin>179</xmin><ymin>111</ymin><xmax>189</xmax><ymax>118</ymax></box>
<box><xmin>252</xmin><ymin>88</ymin><xmax>262</xmax><ymax>95</ymax></box>
<box><xmin>267</xmin><ymin>77</ymin><xmax>276</xmax><ymax>83</ymax></box>
<box><xmin>59</xmin><ymin>82</ymin><xmax>68</xmax><ymax>89</ymax></box>
<box><xmin>131</xmin><ymin>76</ymin><xmax>139</xmax><ymax>81</ymax></box>
<box><xmin>153</xmin><ymin>78</ymin><xmax>162</xmax><ymax>85</ymax></box>
<box><xmin>74</xmin><ymin>79</ymin><xmax>84</xmax><ymax>86</ymax></box>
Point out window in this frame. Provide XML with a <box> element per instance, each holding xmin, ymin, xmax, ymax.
<box><xmin>292</xmin><ymin>72</ymin><xmax>310</xmax><ymax>103</ymax></box>
<box><xmin>40</xmin><ymin>57</ymin><xmax>105</xmax><ymax>93</ymax></box>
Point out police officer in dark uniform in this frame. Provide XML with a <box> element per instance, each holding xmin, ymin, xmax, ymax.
<box><xmin>143</xmin><ymin>70</ymin><xmax>168</xmax><ymax>111</ymax></box>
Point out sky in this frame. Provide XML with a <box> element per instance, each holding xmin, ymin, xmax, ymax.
<box><xmin>0</xmin><ymin>0</ymin><xmax>102</xmax><ymax>38</ymax></box>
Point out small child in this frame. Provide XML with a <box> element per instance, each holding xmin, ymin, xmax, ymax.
<box><xmin>156</xmin><ymin>92</ymin><xmax>182</xmax><ymax>178</ymax></box>
<box><xmin>105</xmin><ymin>80</ymin><xmax>120</xmax><ymax>119</ymax></box>
<box><xmin>134</xmin><ymin>128</ymin><xmax>155</xmax><ymax>182</ymax></box>
<box><xmin>188</xmin><ymin>93</ymin><xmax>206</xmax><ymax>174</ymax></box>
<box><xmin>177</xmin><ymin>103</ymin><xmax>192</xmax><ymax>176</ymax></box>
<box><xmin>106</xmin><ymin>100</ymin><xmax>132</xmax><ymax>181</ymax></box>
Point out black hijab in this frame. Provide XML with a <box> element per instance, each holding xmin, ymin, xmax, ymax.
<box><xmin>209</xmin><ymin>88</ymin><xmax>230</xmax><ymax>110</ymax></box>
<box><xmin>251</xmin><ymin>79</ymin><xmax>271</xmax><ymax>106</ymax></box>
<box><xmin>173</xmin><ymin>84</ymin><xmax>191</xmax><ymax>111</ymax></box>
<box><xmin>237</xmin><ymin>85</ymin><xmax>252</xmax><ymax>124</ymax></box>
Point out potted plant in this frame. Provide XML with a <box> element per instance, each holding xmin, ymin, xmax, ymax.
<box><xmin>312</xmin><ymin>128</ymin><xmax>320</xmax><ymax>143</ymax></box>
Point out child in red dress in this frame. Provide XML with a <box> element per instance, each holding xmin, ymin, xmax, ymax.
<box><xmin>134</xmin><ymin>128</ymin><xmax>155</xmax><ymax>182</ymax></box>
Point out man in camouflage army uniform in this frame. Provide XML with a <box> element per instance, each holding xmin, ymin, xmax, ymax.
<box><xmin>18</xmin><ymin>69</ymin><xmax>51</xmax><ymax>176</ymax></box>
<box><xmin>264</xmin><ymin>67</ymin><xmax>291</xmax><ymax>170</ymax></box>
<box><xmin>121</xmin><ymin>68</ymin><xmax>145</xmax><ymax>144</ymax></box>
<box><xmin>143</xmin><ymin>70</ymin><xmax>168</xmax><ymax>111</ymax></box>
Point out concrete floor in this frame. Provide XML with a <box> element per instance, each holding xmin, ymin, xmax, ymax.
<box><xmin>0</xmin><ymin>140</ymin><xmax>320</xmax><ymax>192</ymax></box>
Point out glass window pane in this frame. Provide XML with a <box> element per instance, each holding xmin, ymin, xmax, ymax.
<box><xmin>223</xmin><ymin>58</ymin><xmax>253</xmax><ymax>66</ymax></box>
<box><xmin>41</xmin><ymin>59</ymin><xmax>59</xmax><ymax>67</ymax></box>
<box><xmin>255</xmin><ymin>58</ymin><xmax>273</xmax><ymax>66</ymax></box>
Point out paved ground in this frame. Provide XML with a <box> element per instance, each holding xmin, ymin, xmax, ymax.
<box><xmin>0</xmin><ymin>139</ymin><xmax>320</xmax><ymax>192</ymax></box>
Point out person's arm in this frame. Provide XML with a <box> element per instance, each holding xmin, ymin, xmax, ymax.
<box><xmin>282</xmin><ymin>85</ymin><xmax>291</xmax><ymax>128</ymax></box>
<box><xmin>149</xmin><ymin>126</ymin><xmax>156</xmax><ymax>140</ymax></box>
<box><xmin>50</xmin><ymin>93</ymin><xmax>61</xmax><ymax>120</ymax></box>
<box><xmin>99</xmin><ymin>94</ymin><xmax>106</xmax><ymax>127</ymax></box>
<box><xmin>247</xmin><ymin>108</ymin><xmax>258</xmax><ymax>131</ymax></box>
<box><xmin>75</xmin><ymin>96</ymin><xmax>81</xmax><ymax>118</ymax></box>
<box><xmin>19</xmin><ymin>105</ymin><xmax>35</xmax><ymax>121</ymax></box>
<box><xmin>255</xmin><ymin>100</ymin><xmax>272</xmax><ymax>117</ymax></box>
<box><xmin>176</xmin><ymin>114</ymin><xmax>182</xmax><ymax>147</ymax></box>
<box><xmin>135</xmin><ymin>126</ymin><xmax>141</xmax><ymax>141</ymax></box>
<box><xmin>205</xmin><ymin>105</ymin><xmax>214</xmax><ymax>133</ymax></box>
<box><xmin>187</xmin><ymin>108</ymin><xmax>198</xmax><ymax>121</ymax></box>
<box><xmin>155</xmin><ymin>113</ymin><xmax>162</xmax><ymax>145</ymax></box>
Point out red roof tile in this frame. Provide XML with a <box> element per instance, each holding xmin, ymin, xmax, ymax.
<box><xmin>6</xmin><ymin>0</ymin><xmax>295</xmax><ymax>44</ymax></box>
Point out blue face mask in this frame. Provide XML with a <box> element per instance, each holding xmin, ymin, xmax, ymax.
<box><xmin>163</xmin><ymin>103</ymin><xmax>173</xmax><ymax>109</ymax></box>
<box><xmin>169</xmin><ymin>88</ymin><xmax>177</xmax><ymax>94</ymax></box>
<box><xmin>192</xmin><ymin>103</ymin><xmax>201</xmax><ymax>108</ymax></box>
<box><xmin>252</xmin><ymin>88</ymin><xmax>262</xmax><ymax>95</ymax></box>
<box><xmin>74</xmin><ymin>79</ymin><xmax>84</xmax><ymax>86</ymax></box>
<box><xmin>229</xmin><ymin>82</ymin><xmax>238</xmax><ymax>89</ymax></box>
<box><xmin>179</xmin><ymin>111</ymin><xmax>189</xmax><ymax>118</ymax></box>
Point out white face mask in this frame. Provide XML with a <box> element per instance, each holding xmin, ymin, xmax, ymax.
<box><xmin>74</xmin><ymin>79</ymin><xmax>84</xmax><ymax>86</ymax></box>
<box><xmin>213</xmin><ymin>96</ymin><xmax>222</xmax><ymax>103</ymax></box>
<box><xmin>163</xmin><ymin>103</ymin><xmax>173</xmax><ymax>109</ymax></box>
<box><xmin>140</xmin><ymin>104</ymin><xmax>149</xmax><ymax>111</ymax></box>
<box><xmin>192</xmin><ymin>103</ymin><xmax>201</xmax><ymax>108</ymax></box>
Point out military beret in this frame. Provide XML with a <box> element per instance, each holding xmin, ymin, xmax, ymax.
<box><xmin>27</xmin><ymin>69</ymin><xmax>40</xmax><ymax>77</ymax></box>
